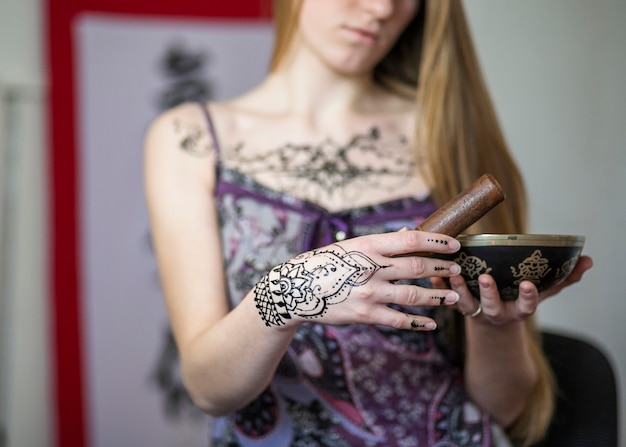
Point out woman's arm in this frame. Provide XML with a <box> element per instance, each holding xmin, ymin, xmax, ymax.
<box><xmin>442</xmin><ymin>256</ymin><xmax>593</xmax><ymax>427</ymax></box>
<box><xmin>144</xmin><ymin>103</ymin><xmax>298</xmax><ymax>415</ymax></box>
<box><xmin>459</xmin><ymin>276</ymin><xmax>538</xmax><ymax>428</ymax></box>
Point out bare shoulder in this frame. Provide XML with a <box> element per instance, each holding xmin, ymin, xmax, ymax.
<box><xmin>143</xmin><ymin>101</ymin><xmax>222</xmax><ymax>193</ymax></box>
<box><xmin>144</xmin><ymin>102</ymin><xmax>215</xmax><ymax>159</ymax></box>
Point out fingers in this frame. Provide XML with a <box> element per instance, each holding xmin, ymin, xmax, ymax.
<box><xmin>516</xmin><ymin>281</ymin><xmax>539</xmax><ymax>318</ymax></box>
<box><xmin>475</xmin><ymin>275</ymin><xmax>505</xmax><ymax>318</ymax></box>
<box><xmin>382</xmin><ymin>283</ymin><xmax>459</xmax><ymax>308</ymax></box>
<box><xmin>329</xmin><ymin>230</ymin><xmax>460</xmax><ymax>282</ymax></box>
<box><xmin>449</xmin><ymin>274</ymin><xmax>491</xmax><ymax>317</ymax></box>
<box><xmin>364</xmin><ymin>230</ymin><xmax>460</xmax><ymax>257</ymax></box>
<box><xmin>381</xmin><ymin>255</ymin><xmax>461</xmax><ymax>281</ymax></box>
<box><xmin>374</xmin><ymin>306</ymin><xmax>438</xmax><ymax>331</ymax></box>
<box><xmin>554</xmin><ymin>256</ymin><xmax>591</xmax><ymax>288</ymax></box>
<box><xmin>539</xmin><ymin>255</ymin><xmax>593</xmax><ymax>299</ymax></box>
<box><xmin>450</xmin><ymin>273</ymin><xmax>540</xmax><ymax>323</ymax></box>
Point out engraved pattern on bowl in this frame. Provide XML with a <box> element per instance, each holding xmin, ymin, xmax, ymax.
<box><xmin>511</xmin><ymin>249</ymin><xmax>552</xmax><ymax>286</ymax></box>
<box><xmin>435</xmin><ymin>234</ymin><xmax>585</xmax><ymax>301</ymax></box>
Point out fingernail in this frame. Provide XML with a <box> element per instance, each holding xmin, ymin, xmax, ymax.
<box><xmin>425</xmin><ymin>321</ymin><xmax>437</xmax><ymax>330</ymax></box>
<box><xmin>449</xmin><ymin>264</ymin><xmax>461</xmax><ymax>276</ymax></box>
<box><xmin>479</xmin><ymin>279</ymin><xmax>490</xmax><ymax>289</ymax></box>
<box><xmin>520</xmin><ymin>284</ymin><xmax>533</xmax><ymax>294</ymax></box>
<box><xmin>445</xmin><ymin>291</ymin><xmax>460</xmax><ymax>304</ymax></box>
<box><xmin>398</xmin><ymin>226</ymin><xmax>409</xmax><ymax>232</ymax></box>
<box><xmin>450</xmin><ymin>239</ymin><xmax>461</xmax><ymax>251</ymax></box>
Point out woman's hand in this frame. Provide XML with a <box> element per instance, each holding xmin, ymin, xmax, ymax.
<box><xmin>433</xmin><ymin>255</ymin><xmax>593</xmax><ymax>427</ymax></box>
<box><xmin>537</xmin><ymin>255</ymin><xmax>593</xmax><ymax>300</ymax></box>
<box><xmin>433</xmin><ymin>254</ymin><xmax>593</xmax><ymax>325</ymax></box>
<box><xmin>253</xmin><ymin>230</ymin><xmax>463</xmax><ymax>331</ymax></box>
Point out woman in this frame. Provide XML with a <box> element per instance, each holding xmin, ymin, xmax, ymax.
<box><xmin>144</xmin><ymin>0</ymin><xmax>592</xmax><ymax>446</ymax></box>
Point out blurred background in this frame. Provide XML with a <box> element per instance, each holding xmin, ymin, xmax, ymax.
<box><xmin>0</xmin><ymin>1</ymin><xmax>624</xmax><ymax>446</ymax></box>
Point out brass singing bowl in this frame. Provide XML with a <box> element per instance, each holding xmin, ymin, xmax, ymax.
<box><xmin>435</xmin><ymin>234</ymin><xmax>586</xmax><ymax>300</ymax></box>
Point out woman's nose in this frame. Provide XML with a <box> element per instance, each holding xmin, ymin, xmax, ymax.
<box><xmin>362</xmin><ymin>0</ymin><xmax>394</xmax><ymax>19</ymax></box>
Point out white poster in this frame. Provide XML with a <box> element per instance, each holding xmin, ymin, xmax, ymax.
<box><xmin>75</xmin><ymin>14</ymin><xmax>273</xmax><ymax>447</ymax></box>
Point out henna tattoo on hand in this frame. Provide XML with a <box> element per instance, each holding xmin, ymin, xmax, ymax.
<box><xmin>431</xmin><ymin>295</ymin><xmax>446</xmax><ymax>305</ymax></box>
<box><xmin>410</xmin><ymin>319</ymin><xmax>425</xmax><ymax>330</ymax></box>
<box><xmin>254</xmin><ymin>245</ymin><xmax>387</xmax><ymax>327</ymax></box>
<box><xmin>426</xmin><ymin>238</ymin><xmax>449</xmax><ymax>246</ymax></box>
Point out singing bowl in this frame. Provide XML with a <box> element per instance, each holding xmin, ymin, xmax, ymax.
<box><xmin>435</xmin><ymin>234</ymin><xmax>585</xmax><ymax>301</ymax></box>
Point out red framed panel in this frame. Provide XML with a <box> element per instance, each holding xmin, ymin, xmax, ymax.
<box><xmin>44</xmin><ymin>2</ymin><xmax>270</xmax><ymax>447</ymax></box>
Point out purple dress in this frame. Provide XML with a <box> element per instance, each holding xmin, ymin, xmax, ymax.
<box><xmin>201</xmin><ymin>106</ymin><xmax>501</xmax><ymax>447</ymax></box>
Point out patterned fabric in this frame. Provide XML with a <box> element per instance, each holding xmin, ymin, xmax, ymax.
<box><xmin>203</xmin><ymin>106</ymin><xmax>504</xmax><ymax>447</ymax></box>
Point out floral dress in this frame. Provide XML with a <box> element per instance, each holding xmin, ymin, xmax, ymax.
<box><xmin>202</xmin><ymin>105</ymin><xmax>506</xmax><ymax>447</ymax></box>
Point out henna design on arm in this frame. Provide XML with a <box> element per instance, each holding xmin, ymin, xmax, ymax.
<box><xmin>254</xmin><ymin>245</ymin><xmax>387</xmax><ymax>327</ymax></box>
<box><xmin>173</xmin><ymin>118</ymin><xmax>213</xmax><ymax>157</ymax></box>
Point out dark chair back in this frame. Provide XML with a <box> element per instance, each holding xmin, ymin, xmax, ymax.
<box><xmin>536</xmin><ymin>331</ymin><xmax>619</xmax><ymax>446</ymax></box>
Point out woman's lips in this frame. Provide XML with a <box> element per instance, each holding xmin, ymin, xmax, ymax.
<box><xmin>343</xmin><ymin>26</ymin><xmax>380</xmax><ymax>44</ymax></box>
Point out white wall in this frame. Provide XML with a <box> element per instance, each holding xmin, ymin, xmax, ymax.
<box><xmin>465</xmin><ymin>1</ymin><xmax>625</xmax><ymax>441</ymax></box>
<box><xmin>0</xmin><ymin>0</ymin><xmax>50</xmax><ymax>447</ymax></box>
<box><xmin>0</xmin><ymin>1</ymin><xmax>623</xmax><ymax>446</ymax></box>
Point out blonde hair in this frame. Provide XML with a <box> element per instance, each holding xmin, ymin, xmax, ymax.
<box><xmin>269</xmin><ymin>1</ymin><xmax>555</xmax><ymax>444</ymax></box>
<box><xmin>269</xmin><ymin>0</ymin><xmax>302</xmax><ymax>72</ymax></box>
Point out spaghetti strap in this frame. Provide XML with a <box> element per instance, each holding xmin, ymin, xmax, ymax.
<box><xmin>198</xmin><ymin>102</ymin><xmax>222</xmax><ymax>161</ymax></box>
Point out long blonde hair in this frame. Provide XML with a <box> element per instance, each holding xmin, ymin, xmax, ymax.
<box><xmin>269</xmin><ymin>1</ymin><xmax>555</xmax><ymax>444</ymax></box>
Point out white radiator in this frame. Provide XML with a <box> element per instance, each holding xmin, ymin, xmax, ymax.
<box><xmin>0</xmin><ymin>78</ymin><xmax>47</xmax><ymax>447</ymax></box>
<box><xmin>0</xmin><ymin>79</ymin><xmax>6</xmax><ymax>447</ymax></box>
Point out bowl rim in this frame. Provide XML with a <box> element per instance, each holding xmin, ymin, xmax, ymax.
<box><xmin>456</xmin><ymin>233</ymin><xmax>585</xmax><ymax>247</ymax></box>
